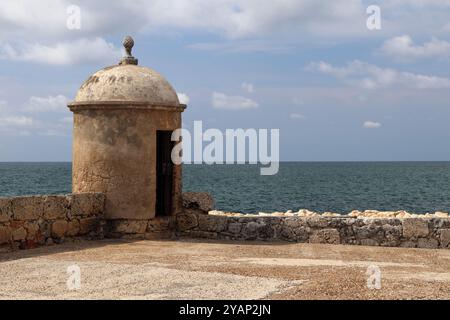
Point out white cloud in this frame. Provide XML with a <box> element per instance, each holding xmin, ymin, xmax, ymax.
<box><xmin>24</xmin><ymin>95</ymin><xmax>69</xmax><ymax>112</ymax></box>
<box><xmin>307</xmin><ymin>60</ymin><xmax>450</xmax><ymax>89</ymax></box>
<box><xmin>0</xmin><ymin>38</ymin><xmax>121</xmax><ymax>65</ymax></box>
<box><xmin>0</xmin><ymin>1</ymin><xmax>69</xmax><ymax>41</ymax></box>
<box><xmin>0</xmin><ymin>114</ymin><xmax>69</xmax><ymax>136</ymax></box>
<box><xmin>289</xmin><ymin>113</ymin><xmax>305</xmax><ymax>120</ymax></box>
<box><xmin>134</xmin><ymin>0</ymin><xmax>367</xmax><ymax>39</ymax></box>
<box><xmin>177</xmin><ymin>93</ymin><xmax>190</xmax><ymax>105</ymax></box>
<box><xmin>0</xmin><ymin>0</ymin><xmax>366</xmax><ymax>41</ymax></box>
<box><xmin>212</xmin><ymin>92</ymin><xmax>258</xmax><ymax>110</ymax></box>
<box><xmin>0</xmin><ymin>101</ymin><xmax>29</xmax><ymax>135</ymax></box>
<box><xmin>0</xmin><ymin>115</ymin><xmax>37</xmax><ymax>136</ymax></box>
<box><xmin>1</xmin><ymin>0</ymin><xmax>450</xmax><ymax>61</ymax></box>
<box><xmin>363</xmin><ymin>121</ymin><xmax>382</xmax><ymax>129</ymax></box>
<box><xmin>380</xmin><ymin>35</ymin><xmax>450</xmax><ymax>61</ymax></box>
<box><xmin>1</xmin><ymin>0</ymin><xmax>450</xmax><ymax>53</ymax></box>
<box><xmin>0</xmin><ymin>95</ymin><xmax>73</xmax><ymax>136</ymax></box>
<box><xmin>0</xmin><ymin>116</ymin><xmax>34</xmax><ymax>127</ymax></box>
<box><xmin>242</xmin><ymin>82</ymin><xmax>254</xmax><ymax>93</ymax></box>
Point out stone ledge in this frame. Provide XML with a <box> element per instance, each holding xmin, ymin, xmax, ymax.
<box><xmin>182</xmin><ymin>192</ymin><xmax>214</xmax><ymax>213</ymax></box>
<box><xmin>176</xmin><ymin>212</ymin><xmax>450</xmax><ymax>249</ymax></box>
<box><xmin>0</xmin><ymin>193</ymin><xmax>105</xmax><ymax>251</ymax></box>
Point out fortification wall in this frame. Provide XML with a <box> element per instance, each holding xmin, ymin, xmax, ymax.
<box><xmin>1</xmin><ymin>192</ymin><xmax>449</xmax><ymax>250</ymax></box>
<box><xmin>0</xmin><ymin>193</ymin><xmax>105</xmax><ymax>251</ymax></box>
<box><xmin>102</xmin><ymin>192</ymin><xmax>450</xmax><ymax>249</ymax></box>
<box><xmin>176</xmin><ymin>212</ymin><xmax>450</xmax><ymax>249</ymax></box>
<box><xmin>176</xmin><ymin>193</ymin><xmax>450</xmax><ymax>249</ymax></box>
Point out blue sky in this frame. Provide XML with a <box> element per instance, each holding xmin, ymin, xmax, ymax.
<box><xmin>1</xmin><ymin>0</ymin><xmax>450</xmax><ymax>161</ymax></box>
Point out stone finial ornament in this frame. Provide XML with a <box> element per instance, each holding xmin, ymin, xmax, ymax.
<box><xmin>119</xmin><ymin>36</ymin><xmax>138</xmax><ymax>65</ymax></box>
<box><xmin>123</xmin><ymin>36</ymin><xmax>134</xmax><ymax>56</ymax></box>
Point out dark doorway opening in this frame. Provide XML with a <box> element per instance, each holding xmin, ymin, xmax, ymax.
<box><xmin>156</xmin><ymin>130</ymin><xmax>174</xmax><ymax>217</ymax></box>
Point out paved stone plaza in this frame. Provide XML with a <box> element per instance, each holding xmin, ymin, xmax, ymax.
<box><xmin>0</xmin><ymin>239</ymin><xmax>449</xmax><ymax>299</ymax></box>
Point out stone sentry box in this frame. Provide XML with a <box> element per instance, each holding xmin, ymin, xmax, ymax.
<box><xmin>68</xmin><ymin>36</ymin><xmax>185</xmax><ymax>220</ymax></box>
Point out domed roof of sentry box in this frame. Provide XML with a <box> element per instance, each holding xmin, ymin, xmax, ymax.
<box><xmin>70</xmin><ymin>36</ymin><xmax>182</xmax><ymax>108</ymax></box>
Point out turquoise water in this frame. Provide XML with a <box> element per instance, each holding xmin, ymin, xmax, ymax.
<box><xmin>1</xmin><ymin>162</ymin><xmax>449</xmax><ymax>214</ymax></box>
<box><xmin>0</xmin><ymin>162</ymin><xmax>72</xmax><ymax>197</ymax></box>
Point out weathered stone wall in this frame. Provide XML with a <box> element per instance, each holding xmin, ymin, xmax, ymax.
<box><xmin>0</xmin><ymin>193</ymin><xmax>105</xmax><ymax>251</ymax></box>
<box><xmin>102</xmin><ymin>192</ymin><xmax>215</xmax><ymax>239</ymax></box>
<box><xmin>105</xmin><ymin>217</ymin><xmax>176</xmax><ymax>239</ymax></box>
<box><xmin>2</xmin><ymin>191</ymin><xmax>448</xmax><ymax>250</ymax></box>
<box><xmin>176</xmin><ymin>193</ymin><xmax>450</xmax><ymax>249</ymax></box>
<box><xmin>176</xmin><ymin>214</ymin><xmax>450</xmax><ymax>249</ymax></box>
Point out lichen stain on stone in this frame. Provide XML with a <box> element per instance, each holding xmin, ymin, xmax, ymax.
<box><xmin>107</xmin><ymin>75</ymin><xmax>117</xmax><ymax>84</ymax></box>
<box><xmin>103</xmin><ymin>128</ymin><xmax>117</xmax><ymax>146</ymax></box>
<box><xmin>74</xmin><ymin>64</ymin><xmax>180</xmax><ymax>105</ymax></box>
<box><xmin>126</xmin><ymin>133</ymin><xmax>143</xmax><ymax>148</ymax></box>
<box><xmin>84</xmin><ymin>113</ymin><xmax>142</xmax><ymax>148</ymax></box>
<box><xmin>117</xmin><ymin>76</ymin><xmax>131</xmax><ymax>84</ymax></box>
<box><xmin>80</xmin><ymin>76</ymin><xmax>100</xmax><ymax>89</ymax></box>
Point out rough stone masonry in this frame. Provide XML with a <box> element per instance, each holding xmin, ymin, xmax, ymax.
<box><xmin>0</xmin><ymin>193</ymin><xmax>105</xmax><ymax>251</ymax></box>
<box><xmin>176</xmin><ymin>193</ymin><xmax>450</xmax><ymax>249</ymax></box>
<box><xmin>0</xmin><ymin>192</ymin><xmax>449</xmax><ymax>251</ymax></box>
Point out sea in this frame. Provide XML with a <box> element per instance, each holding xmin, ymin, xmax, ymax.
<box><xmin>0</xmin><ymin>162</ymin><xmax>449</xmax><ymax>214</ymax></box>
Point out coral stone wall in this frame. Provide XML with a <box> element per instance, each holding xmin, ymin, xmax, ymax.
<box><xmin>0</xmin><ymin>193</ymin><xmax>105</xmax><ymax>251</ymax></box>
<box><xmin>176</xmin><ymin>214</ymin><xmax>450</xmax><ymax>249</ymax></box>
<box><xmin>176</xmin><ymin>193</ymin><xmax>450</xmax><ymax>249</ymax></box>
<box><xmin>1</xmin><ymin>191</ymin><xmax>449</xmax><ymax>251</ymax></box>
